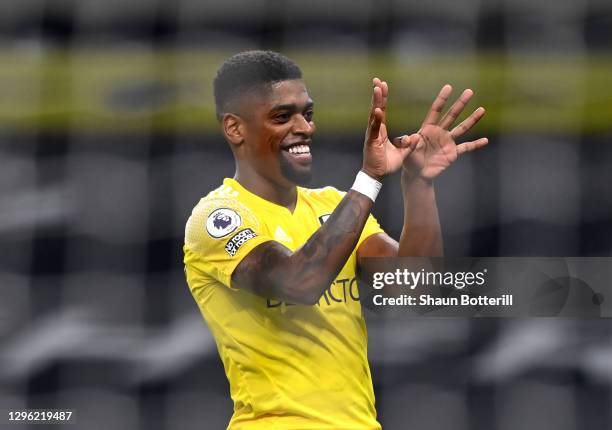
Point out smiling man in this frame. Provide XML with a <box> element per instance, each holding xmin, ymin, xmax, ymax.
<box><xmin>183</xmin><ymin>50</ymin><xmax>487</xmax><ymax>429</ymax></box>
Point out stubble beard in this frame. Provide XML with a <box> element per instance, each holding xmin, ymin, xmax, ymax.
<box><xmin>278</xmin><ymin>153</ymin><xmax>312</xmax><ymax>186</ymax></box>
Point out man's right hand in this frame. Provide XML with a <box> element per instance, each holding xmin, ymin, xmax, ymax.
<box><xmin>362</xmin><ymin>78</ymin><xmax>420</xmax><ymax>181</ymax></box>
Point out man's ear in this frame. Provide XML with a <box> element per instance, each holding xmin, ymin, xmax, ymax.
<box><xmin>222</xmin><ymin>113</ymin><xmax>245</xmax><ymax>147</ymax></box>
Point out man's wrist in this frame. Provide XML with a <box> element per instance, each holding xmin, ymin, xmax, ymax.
<box><xmin>360</xmin><ymin>166</ymin><xmax>383</xmax><ymax>182</ymax></box>
<box><xmin>401</xmin><ymin>166</ymin><xmax>433</xmax><ymax>187</ymax></box>
<box><xmin>351</xmin><ymin>170</ymin><xmax>383</xmax><ymax>202</ymax></box>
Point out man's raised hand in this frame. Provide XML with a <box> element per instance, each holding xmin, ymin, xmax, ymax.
<box><xmin>403</xmin><ymin>85</ymin><xmax>488</xmax><ymax>181</ymax></box>
<box><xmin>362</xmin><ymin>78</ymin><xmax>420</xmax><ymax>181</ymax></box>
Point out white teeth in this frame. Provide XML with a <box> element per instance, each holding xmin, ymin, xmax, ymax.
<box><xmin>287</xmin><ymin>145</ymin><xmax>310</xmax><ymax>154</ymax></box>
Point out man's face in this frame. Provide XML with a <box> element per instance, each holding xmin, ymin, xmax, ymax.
<box><xmin>238</xmin><ymin>79</ymin><xmax>315</xmax><ymax>187</ymax></box>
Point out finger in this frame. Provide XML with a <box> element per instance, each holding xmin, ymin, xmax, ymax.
<box><xmin>381</xmin><ymin>80</ymin><xmax>389</xmax><ymax>111</ymax></box>
<box><xmin>450</xmin><ymin>107</ymin><xmax>486</xmax><ymax>139</ymax></box>
<box><xmin>380</xmin><ymin>81</ymin><xmax>389</xmax><ymax>121</ymax></box>
<box><xmin>369</xmin><ymin>83</ymin><xmax>383</xmax><ymax>122</ymax></box>
<box><xmin>368</xmin><ymin>107</ymin><xmax>384</xmax><ymax>142</ymax></box>
<box><xmin>456</xmin><ymin>137</ymin><xmax>489</xmax><ymax>156</ymax></box>
<box><xmin>422</xmin><ymin>84</ymin><xmax>452</xmax><ymax>126</ymax></box>
<box><xmin>391</xmin><ymin>133</ymin><xmax>419</xmax><ymax>149</ymax></box>
<box><xmin>439</xmin><ymin>89</ymin><xmax>473</xmax><ymax>130</ymax></box>
<box><xmin>370</xmin><ymin>77</ymin><xmax>380</xmax><ymax>105</ymax></box>
<box><xmin>391</xmin><ymin>134</ymin><xmax>409</xmax><ymax>148</ymax></box>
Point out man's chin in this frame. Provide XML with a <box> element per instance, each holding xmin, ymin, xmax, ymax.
<box><xmin>282</xmin><ymin>169</ymin><xmax>312</xmax><ymax>186</ymax></box>
<box><xmin>279</xmin><ymin>156</ymin><xmax>313</xmax><ymax>186</ymax></box>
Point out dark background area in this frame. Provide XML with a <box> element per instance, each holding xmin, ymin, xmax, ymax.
<box><xmin>1</xmin><ymin>1</ymin><xmax>612</xmax><ymax>429</ymax></box>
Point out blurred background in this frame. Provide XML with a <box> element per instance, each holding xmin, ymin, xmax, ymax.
<box><xmin>1</xmin><ymin>0</ymin><xmax>611</xmax><ymax>429</ymax></box>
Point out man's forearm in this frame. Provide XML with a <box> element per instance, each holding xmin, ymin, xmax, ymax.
<box><xmin>398</xmin><ymin>169</ymin><xmax>443</xmax><ymax>257</ymax></box>
<box><xmin>233</xmin><ymin>189</ymin><xmax>374</xmax><ymax>305</ymax></box>
<box><xmin>276</xmin><ymin>190</ymin><xmax>373</xmax><ymax>303</ymax></box>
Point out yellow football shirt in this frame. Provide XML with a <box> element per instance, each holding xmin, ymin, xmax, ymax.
<box><xmin>184</xmin><ymin>178</ymin><xmax>384</xmax><ymax>430</ymax></box>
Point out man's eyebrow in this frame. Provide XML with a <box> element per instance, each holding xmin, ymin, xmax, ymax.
<box><xmin>270</xmin><ymin>101</ymin><xmax>314</xmax><ymax>112</ymax></box>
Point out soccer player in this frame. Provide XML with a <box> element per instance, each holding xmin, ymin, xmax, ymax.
<box><xmin>184</xmin><ymin>50</ymin><xmax>487</xmax><ymax>429</ymax></box>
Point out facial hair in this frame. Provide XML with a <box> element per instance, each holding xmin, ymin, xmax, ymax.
<box><xmin>278</xmin><ymin>152</ymin><xmax>312</xmax><ymax>186</ymax></box>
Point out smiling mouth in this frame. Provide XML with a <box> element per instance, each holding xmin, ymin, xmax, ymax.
<box><xmin>282</xmin><ymin>144</ymin><xmax>312</xmax><ymax>161</ymax></box>
<box><xmin>286</xmin><ymin>144</ymin><xmax>310</xmax><ymax>155</ymax></box>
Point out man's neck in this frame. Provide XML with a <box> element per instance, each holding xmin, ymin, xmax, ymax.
<box><xmin>234</xmin><ymin>170</ymin><xmax>298</xmax><ymax>212</ymax></box>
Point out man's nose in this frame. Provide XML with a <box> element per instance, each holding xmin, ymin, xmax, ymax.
<box><xmin>292</xmin><ymin>115</ymin><xmax>314</xmax><ymax>136</ymax></box>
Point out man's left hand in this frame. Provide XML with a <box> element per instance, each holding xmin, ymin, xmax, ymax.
<box><xmin>403</xmin><ymin>85</ymin><xmax>488</xmax><ymax>181</ymax></box>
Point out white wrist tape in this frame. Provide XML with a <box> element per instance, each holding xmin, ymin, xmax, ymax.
<box><xmin>351</xmin><ymin>171</ymin><xmax>382</xmax><ymax>202</ymax></box>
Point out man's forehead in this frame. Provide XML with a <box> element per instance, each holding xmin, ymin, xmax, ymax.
<box><xmin>250</xmin><ymin>79</ymin><xmax>312</xmax><ymax>109</ymax></box>
<box><xmin>233</xmin><ymin>79</ymin><xmax>312</xmax><ymax>117</ymax></box>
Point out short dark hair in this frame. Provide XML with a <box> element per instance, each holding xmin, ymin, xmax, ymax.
<box><xmin>213</xmin><ymin>50</ymin><xmax>302</xmax><ymax>120</ymax></box>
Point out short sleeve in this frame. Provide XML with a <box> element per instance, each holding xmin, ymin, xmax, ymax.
<box><xmin>183</xmin><ymin>198</ymin><xmax>274</xmax><ymax>289</ymax></box>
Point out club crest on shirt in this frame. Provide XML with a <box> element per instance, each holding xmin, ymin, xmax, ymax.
<box><xmin>318</xmin><ymin>214</ymin><xmax>331</xmax><ymax>225</ymax></box>
<box><xmin>206</xmin><ymin>208</ymin><xmax>242</xmax><ymax>238</ymax></box>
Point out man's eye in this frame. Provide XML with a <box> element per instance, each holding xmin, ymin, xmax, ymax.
<box><xmin>304</xmin><ymin>110</ymin><xmax>314</xmax><ymax>121</ymax></box>
<box><xmin>275</xmin><ymin>113</ymin><xmax>290</xmax><ymax>122</ymax></box>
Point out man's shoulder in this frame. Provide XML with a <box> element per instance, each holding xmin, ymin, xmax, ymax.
<box><xmin>185</xmin><ymin>185</ymin><xmax>262</xmax><ymax>252</ymax></box>
<box><xmin>192</xmin><ymin>182</ymin><xmax>251</xmax><ymax>214</ymax></box>
<box><xmin>199</xmin><ymin>182</ymin><xmax>240</xmax><ymax>203</ymax></box>
<box><xmin>185</xmin><ymin>184</ymin><xmax>262</xmax><ymax>247</ymax></box>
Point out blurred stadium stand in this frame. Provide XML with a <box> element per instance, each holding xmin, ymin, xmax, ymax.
<box><xmin>0</xmin><ymin>1</ymin><xmax>611</xmax><ymax>429</ymax></box>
